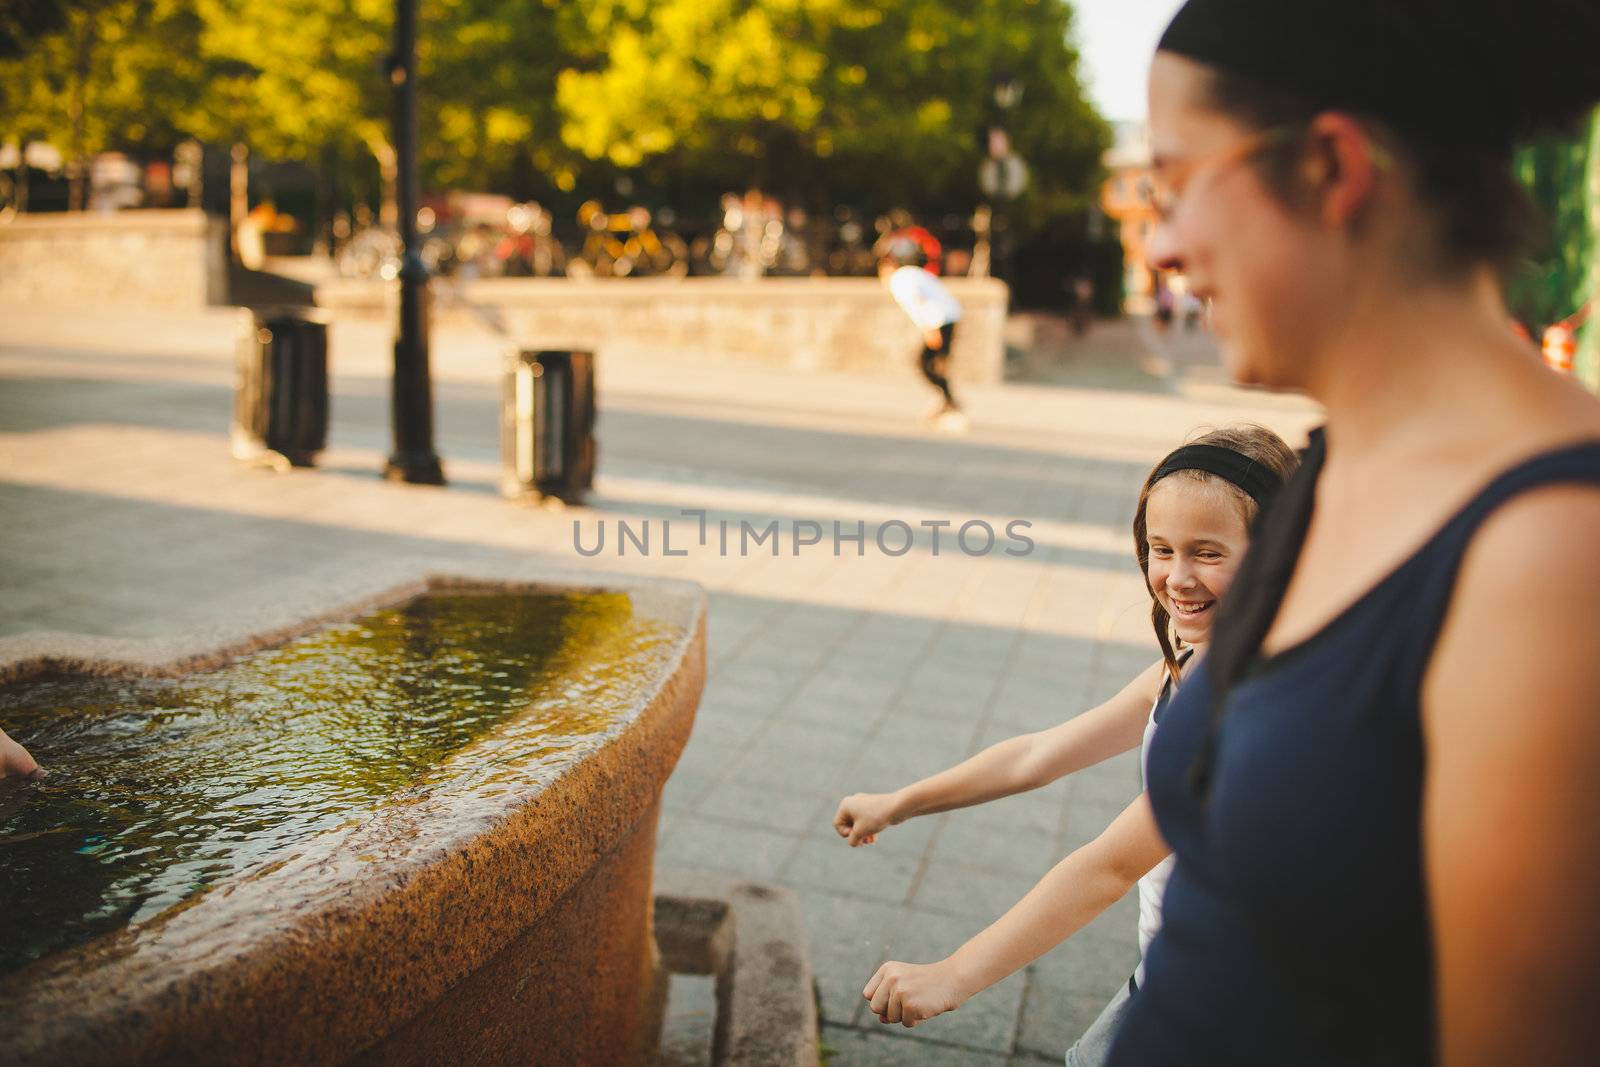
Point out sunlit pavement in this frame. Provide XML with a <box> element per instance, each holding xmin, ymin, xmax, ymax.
<box><xmin>0</xmin><ymin>302</ymin><xmax>1317</xmax><ymax>1065</ymax></box>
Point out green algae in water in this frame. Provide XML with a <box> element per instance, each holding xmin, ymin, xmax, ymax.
<box><xmin>0</xmin><ymin>590</ymin><xmax>673</xmax><ymax>977</ymax></box>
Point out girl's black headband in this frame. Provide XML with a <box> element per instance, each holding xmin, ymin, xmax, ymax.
<box><xmin>1151</xmin><ymin>445</ymin><xmax>1282</xmax><ymax>511</ymax></box>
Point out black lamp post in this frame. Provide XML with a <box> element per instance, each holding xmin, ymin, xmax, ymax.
<box><xmin>382</xmin><ymin>0</ymin><xmax>445</xmax><ymax>484</ymax></box>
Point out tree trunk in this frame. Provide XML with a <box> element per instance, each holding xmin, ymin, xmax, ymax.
<box><xmin>807</xmin><ymin>184</ymin><xmax>829</xmax><ymax>276</ymax></box>
<box><xmin>230</xmin><ymin>142</ymin><xmax>249</xmax><ymax>257</ymax></box>
<box><xmin>313</xmin><ymin>141</ymin><xmax>338</xmax><ymax>257</ymax></box>
<box><xmin>371</xmin><ymin>139</ymin><xmax>398</xmax><ymax>229</ymax></box>
<box><xmin>15</xmin><ymin>143</ymin><xmax>28</xmax><ymax>213</ymax></box>
<box><xmin>68</xmin><ymin>15</ymin><xmax>95</xmax><ymax>211</ymax></box>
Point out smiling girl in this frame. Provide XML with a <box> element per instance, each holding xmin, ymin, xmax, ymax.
<box><xmin>834</xmin><ymin>425</ymin><xmax>1297</xmax><ymax>1062</ymax></box>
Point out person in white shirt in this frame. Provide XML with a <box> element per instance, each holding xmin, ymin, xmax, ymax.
<box><xmin>878</xmin><ymin>241</ymin><xmax>965</xmax><ymax>428</ymax></box>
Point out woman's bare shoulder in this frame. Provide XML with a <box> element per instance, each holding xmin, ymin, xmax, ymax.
<box><xmin>1424</xmin><ymin>482</ymin><xmax>1600</xmax><ymax>727</ymax></box>
<box><xmin>1464</xmin><ymin>480</ymin><xmax>1600</xmax><ymax>578</ymax></box>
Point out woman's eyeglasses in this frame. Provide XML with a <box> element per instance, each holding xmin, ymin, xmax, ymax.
<box><xmin>1145</xmin><ymin>125</ymin><xmax>1304</xmax><ymax>221</ymax></box>
<box><xmin>1145</xmin><ymin>124</ymin><xmax>1395</xmax><ymax>222</ymax></box>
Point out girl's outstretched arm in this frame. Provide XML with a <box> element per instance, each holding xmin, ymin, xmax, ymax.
<box><xmin>864</xmin><ymin>792</ymin><xmax>1170</xmax><ymax>1027</ymax></box>
<box><xmin>834</xmin><ymin>659</ymin><xmax>1166</xmax><ymax>847</ymax></box>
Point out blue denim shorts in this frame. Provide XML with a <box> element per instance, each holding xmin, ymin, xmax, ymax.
<box><xmin>1064</xmin><ymin>976</ymin><xmax>1134</xmax><ymax>1067</ymax></box>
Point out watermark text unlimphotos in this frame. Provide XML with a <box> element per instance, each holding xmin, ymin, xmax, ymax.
<box><xmin>573</xmin><ymin>509</ymin><xmax>1034</xmax><ymax>558</ymax></box>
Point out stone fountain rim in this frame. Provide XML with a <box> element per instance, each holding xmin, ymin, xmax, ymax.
<box><xmin>1</xmin><ymin>566</ymin><xmax>706</xmax><ymax>1066</ymax></box>
<box><xmin>0</xmin><ymin>562</ymin><xmax>701</xmax><ymax>684</ymax></box>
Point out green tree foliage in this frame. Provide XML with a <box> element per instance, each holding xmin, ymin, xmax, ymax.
<box><xmin>191</xmin><ymin>0</ymin><xmax>572</xmax><ymax>184</ymax></box>
<box><xmin>1511</xmin><ymin>108</ymin><xmax>1600</xmax><ymax>390</ymax></box>
<box><xmin>0</xmin><ymin>0</ymin><xmax>207</xmax><ymax>155</ymax></box>
<box><xmin>191</xmin><ymin>0</ymin><xmax>393</xmax><ymax>163</ymax></box>
<box><xmin>1</xmin><ymin>0</ymin><xmax>576</xmax><ymax>206</ymax></box>
<box><xmin>0</xmin><ymin>0</ymin><xmax>72</xmax><ymax>60</ymax></box>
<box><xmin>557</xmin><ymin>0</ymin><xmax>1107</xmax><ymax>223</ymax></box>
<box><xmin>0</xmin><ymin>0</ymin><xmax>1106</xmax><ymax>227</ymax></box>
<box><xmin>419</xmin><ymin>0</ymin><xmax>575</xmax><ymax>191</ymax></box>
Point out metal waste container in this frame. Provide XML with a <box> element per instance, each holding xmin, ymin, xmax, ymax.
<box><xmin>500</xmin><ymin>349</ymin><xmax>597</xmax><ymax>504</ymax></box>
<box><xmin>230</xmin><ymin>308</ymin><xmax>330</xmax><ymax>469</ymax></box>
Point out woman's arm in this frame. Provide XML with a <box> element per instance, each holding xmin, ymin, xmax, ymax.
<box><xmin>1423</xmin><ymin>488</ymin><xmax>1600</xmax><ymax>1066</ymax></box>
<box><xmin>864</xmin><ymin>792</ymin><xmax>1170</xmax><ymax>1026</ymax></box>
<box><xmin>0</xmin><ymin>726</ymin><xmax>42</xmax><ymax>779</ymax></box>
<box><xmin>834</xmin><ymin>660</ymin><xmax>1165</xmax><ymax>846</ymax></box>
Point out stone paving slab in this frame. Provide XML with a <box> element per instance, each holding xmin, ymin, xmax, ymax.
<box><xmin>0</xmin><ymin>302</ymin><xmax>1319</xmax><ymax>1065</ymax></box>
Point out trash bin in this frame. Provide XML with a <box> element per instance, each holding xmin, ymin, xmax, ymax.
<box><xmin>230</xmin><ymin>308</ymin><xmax>330</xmax><ymax>469</ymax></box>
<box><xmin>500</xmin><ymin>349</ymin><xmax>597</xmax><ymax>504</ymax></box>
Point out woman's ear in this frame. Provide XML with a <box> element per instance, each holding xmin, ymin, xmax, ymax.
<box><xmin>1303</xmin><ymin>112</ymin><xmax>1381</xmax><ymax>229</ymax></box>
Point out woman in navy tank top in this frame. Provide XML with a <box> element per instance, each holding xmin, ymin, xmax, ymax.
<box><xmin>1108</xmin><ymin>2</ymin><xmax>1600</xmax><ymax>1064</ymax></box>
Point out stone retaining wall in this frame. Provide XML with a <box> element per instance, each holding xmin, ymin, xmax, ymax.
<box><xmin>0</xmin><ymin>209</ymin><xmax>226</xmax><ymax>310</ymax></box>
<box><xmin>317</xmin><ymin>275</ymin><xmax>1011</xmax><ymax>384</ymax></box>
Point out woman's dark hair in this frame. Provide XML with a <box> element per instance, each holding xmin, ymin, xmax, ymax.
<box><xmin>1133</xmin><ymin>425</ymin><xmax>1300</xmax><ymax>691</ymax></box>
<box><xmin>1172</xmin><ymin>0</ymin><xmax>1600</xmax><ymax>275</ymax></box>
<box><xmin>1202</xmin><ymin>68</ymin><xmax>1545</xmax><ymax>275</ymax></box>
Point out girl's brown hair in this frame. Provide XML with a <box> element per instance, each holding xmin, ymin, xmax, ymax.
<box><xmin>1132</xmin><ymin>425</ymin><xmax>1300</xmax><ymax>689</ymax></box>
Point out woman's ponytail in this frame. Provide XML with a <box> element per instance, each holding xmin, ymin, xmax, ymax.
<box><xmin>1188</xmin><ymin>429</ymin><xmax>1327</xmax><ymax>796</ymax></box>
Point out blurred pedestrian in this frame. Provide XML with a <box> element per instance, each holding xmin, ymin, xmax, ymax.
<box><xmin>1109</xmin><ymin>1</ymin><xmax>1600</xmax><ymax>1063</ymax></box>
<box><xmin>236</xmin><ymin>201</ymin><xmax>272</xmax><ymax>270</ymax></box>
<box><xmin>879</xmin><ymin>240</ymin><xmax>965</xmax><ymax>429</ymax></box>
<box><xmin>1153</xmin><ymin>274</ymin><xmax>1175</xmax><ymax>333</ymax></box>
<box><xmin>1072</xmin><ymin>273</ymin><xmax>1096</xmax><ymax>336</ymax></box>
<box><xmin>881</xmin><ymin>208</ymin><xmax>943</xmax><ymax>276</ymax></box>
<box><xmin>1181</xmin><ymin>289</ymin><xmax>1203</xmax><ymax>331</ymax></box>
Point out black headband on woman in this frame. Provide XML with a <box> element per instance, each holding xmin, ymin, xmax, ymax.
<box><xmin>1158</xmin><ymin>0</ymin><xmax>1600</xmax><ymax>154</ymax></box>
<box><xmin>1152</xmin><ymin>444</ymin><xmax>1282</xmax><ymax>512</ymax></box>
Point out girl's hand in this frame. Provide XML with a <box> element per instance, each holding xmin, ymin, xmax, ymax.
<box><xmin>832</xmin><ymin>792</ymin><xmax>900</xmax><ymax>846</ymax></box>
<box><xmin>0</xmin><ymin>731</ymin><xmax>42</xmax><ymax>780</ymax></box>
<box><xmin>864</xmin><ymin>959</ymin><xmax>970</xmax><ymax>1027</ymax></box>
<box><xmin>924</xmin><ymin>328</ymin><xmax>945</xmax><ymax>351</ymax></box>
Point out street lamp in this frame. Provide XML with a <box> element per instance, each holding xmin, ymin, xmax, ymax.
<box><xmin>980</xmin><ymin>70</ymin><xmax>1026</xmax><ymax>287</ymax></box>
<box><xmin>382</xmin><ymin>0</ymin><xmax>445</xmax><ymax>485</ymax></box>
<box><xmin>991</xmin><ymin>71</ymin><xmax>1023</xmax><ymax>112</ymax></box>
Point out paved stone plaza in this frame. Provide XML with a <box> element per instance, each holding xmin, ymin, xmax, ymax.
<box><xmin>0</xmin><ymin>302</ymin><xmax>1316</xmax><ymax>1065</ymax></box>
